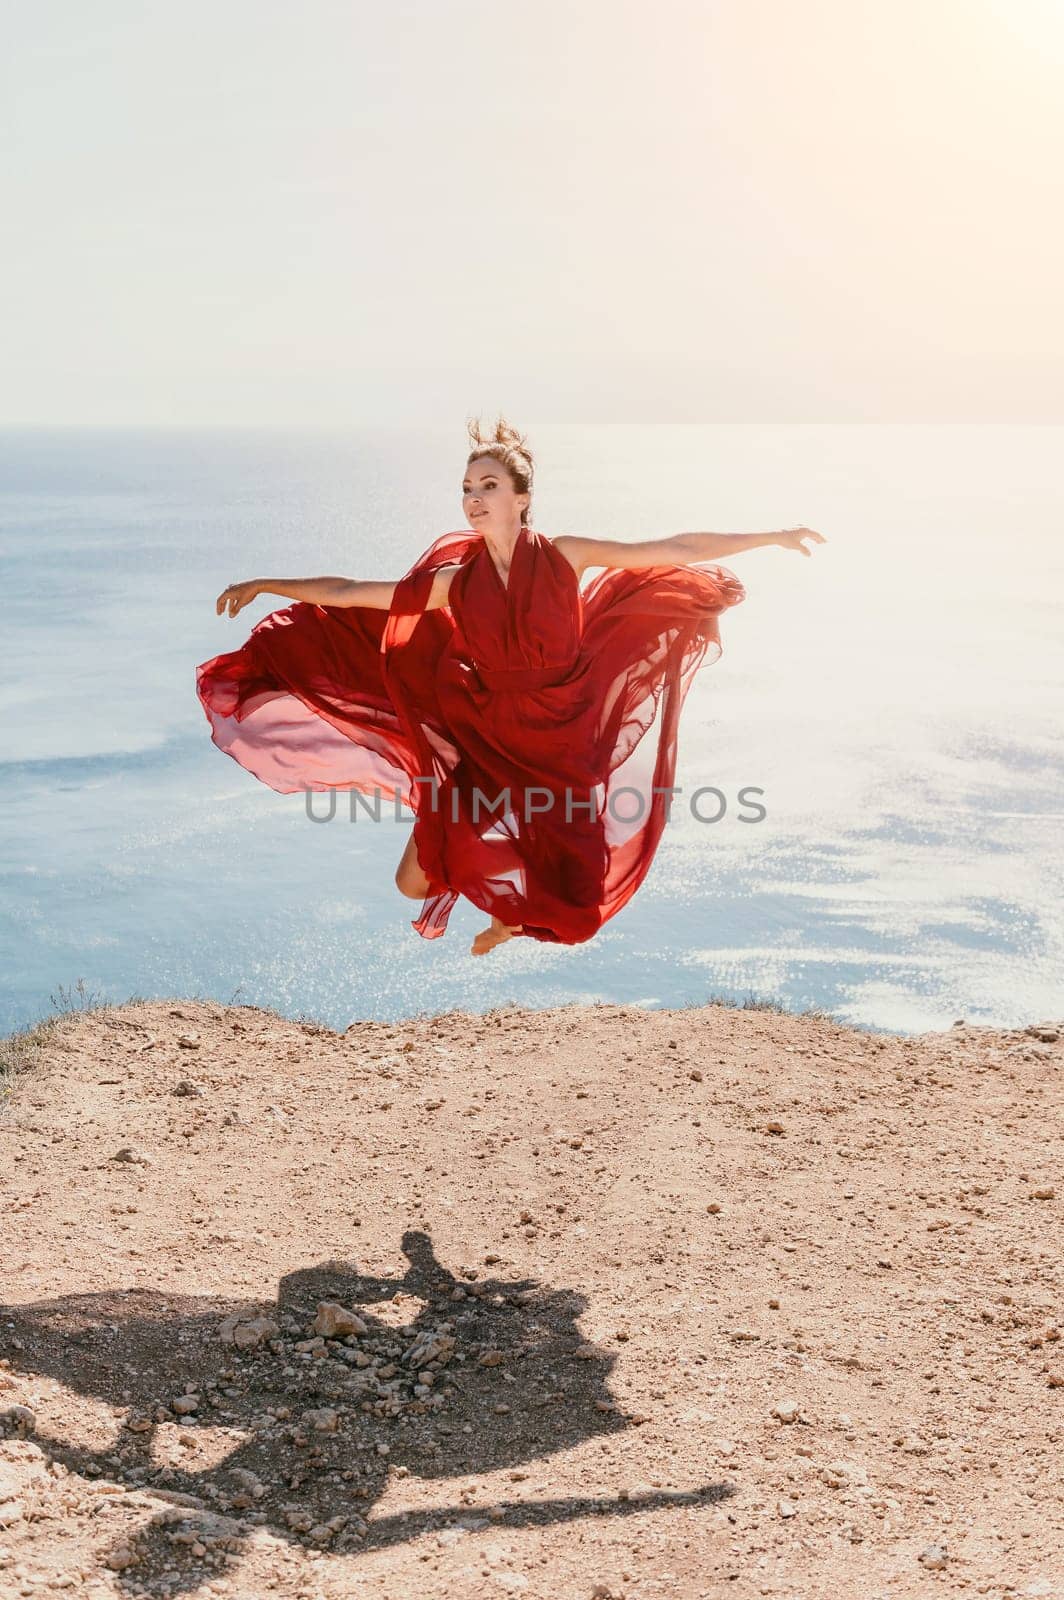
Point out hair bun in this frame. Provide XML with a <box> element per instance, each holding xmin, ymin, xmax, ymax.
<box><xmin>467</xmin><ymin>413</ymin><xmax>533</xmax><ymax>469</ymax></box>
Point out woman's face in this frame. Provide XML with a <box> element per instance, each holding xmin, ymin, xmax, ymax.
<box><xmin>462</xmin><ymin>458</ymin><xmax>529</xmax><ymax>532</ymax></box>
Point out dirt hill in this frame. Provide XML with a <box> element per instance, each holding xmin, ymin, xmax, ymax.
<box><xmin>1</xmin><ymin>997</ymin><xmax>1062</xmax><ymax>1599</ymax></box>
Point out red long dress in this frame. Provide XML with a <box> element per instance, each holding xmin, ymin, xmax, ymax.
<box><xmin>195</xmin><ymin>527</ymin><xmax>745</xmax><ymax>943</ymax></box>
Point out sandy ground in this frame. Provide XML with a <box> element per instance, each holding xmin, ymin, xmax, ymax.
<box><xmin>0</xmin><ymin>996</ymin><xmax>1062</xmax><ymax>1600</ymax></box>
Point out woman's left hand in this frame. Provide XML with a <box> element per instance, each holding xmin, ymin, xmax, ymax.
<box><xmin>775</xmin><ymin>526</ymin><xmax>828</xmax><ymax>556</ymax></box>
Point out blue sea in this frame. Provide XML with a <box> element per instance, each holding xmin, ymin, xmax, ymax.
<box><xmin>2</xmin><ymin>424</ymin><xmax>1061</xmax><ymax>1039</ymax></box>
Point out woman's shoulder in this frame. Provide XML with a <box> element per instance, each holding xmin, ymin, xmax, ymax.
<box><xmin>538</xmin><ymin>531</ymin><xmax>583</xmax><ymax>581</ymax></box>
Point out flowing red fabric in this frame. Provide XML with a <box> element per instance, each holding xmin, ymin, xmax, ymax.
<box><xmin>195</xmin><ymin>528</ymin><xmax>745</xmax><ymax>943</ymax></box>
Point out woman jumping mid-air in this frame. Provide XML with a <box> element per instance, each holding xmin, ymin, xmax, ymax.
<box><xmin>196</xmin><ymin>416</ymin><xmax>825</xmax><ymax>956</ymax></box>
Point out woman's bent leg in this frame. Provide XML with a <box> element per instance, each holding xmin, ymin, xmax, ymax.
<box><xmin>395</xmin><ymin>830</ymin><xmax>433</xmax><ymax>899</ymax></box>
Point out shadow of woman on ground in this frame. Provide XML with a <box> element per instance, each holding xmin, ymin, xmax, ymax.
<box><xmin>1</xmin><ymin>1227</ymin><xmax>733</xmax><ymax>1592</ymax></box>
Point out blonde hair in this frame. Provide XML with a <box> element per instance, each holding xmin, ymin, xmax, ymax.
<box><xmin>466</xmin><ymin>414</ymin><xmax>534</xmax><ymax>527</ymax></box>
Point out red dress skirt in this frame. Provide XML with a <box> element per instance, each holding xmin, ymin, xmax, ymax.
<box><xmin>195</xmin><ymin>527</ymin><xmax>745</xmax><ymax>944</ymax></box>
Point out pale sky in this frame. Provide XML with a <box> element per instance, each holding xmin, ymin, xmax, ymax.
<box><xmin>2</xmin><ymin>0</ymin><xmax>1061</xmax><ymax>423</ymax></box>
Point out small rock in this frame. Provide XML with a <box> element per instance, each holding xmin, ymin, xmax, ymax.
<box><xmin>218</xmin><ymin>1315</ymin><xmax>279</xmax><ymax>1349</ymax></box>
<box><xmin>172</xmin><ymin>1395</ymin><xmax>199</xmax><ymax>1416</ymax></box>
<box><xmin>302</xmin><ymin>1408</ymin><xmax>339</xmax><ymax>1433</ymax></box>
<box><xmin>310</xmin><ymin>1302</ymin><xmax>368</xmax><ymax>1338</ymax></box>
<box><xmin>1031</xmin><ymin>1187</ymin><xmax>1056</xmax><ymax>1201</ymax></box>
<box><xmin>2</xmin><ymin>1405</ymin><xmax>35</xmax><ymax>1432</ymax></box>
<box><xmin>771</xmin><ymin>1399</ymin><xmax>800</xmax><ymax>1424</ymax></box>
<box><xmin>777</xmin><ymin>1496</ymin><xmax>798</xmax><ymax>1518</ymax></box>
<box><xmin>0</xmin><ymin>1500</ymin><xmax>25</xmax><ymax>1527</ymax></box>
<box><xmin>918</xmin><ymin>1544</ymin><xmax>949</xmax><ymax>1570</ymax></box>
<box><xmin>111</xmin><ymin>1147</ymin><xmax>151</xmax><ymax>1166</ymax></box>
<box><xmin>764</xmin><ymin>1120</ymin><xmax>786</xmax><ymax>1135</ymax></box>
<box><xmin>478</xmin><ymin>1350</ymin><xmax>505</xmax><ymax>1367</ymax></box>
<box><xmin>106</xmin><ymin>1547</ymin><xmax>138</xmax><ymax>1571</ymax></box>
<box><xmin>176</xmin><ymin>1033</ymin><xmax>201</xmax><ymax>1049</ymax></box>
<box><xmin>228</xmin><ymin>1467</ymin><xmax>262</xmax><ymax>1490</ymax></box>
<box><xmin>173</xmin><ymin>1081</ymin><xmax>203</xmax><ymax>1097</ymax></box>
<box><xmin>404</xmin><ymin>1328</ymin><xmax>456</xmax><ymax>1368</ymax></box>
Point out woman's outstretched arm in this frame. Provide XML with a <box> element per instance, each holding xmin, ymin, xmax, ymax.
<box><xmin>552</xmin><ymin>526</ymin><xmax>827</xmax><ymax>581</ymax></box>
<box><xmin>215</xmin><ymin>566</ymin><xmax>462</xmax><ymax>619</ymax></box>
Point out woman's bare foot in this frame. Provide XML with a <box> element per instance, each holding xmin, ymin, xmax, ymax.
<box><xmin>471</xmin><ymin>916</ymin><xmax>523</xmax><ymax>956</ymax></box>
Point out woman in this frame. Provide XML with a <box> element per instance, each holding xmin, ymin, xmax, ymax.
<box><xmin>197</xmin><ymin>417</ymin><xmax>825</xmax><ymax>955</ymax></box>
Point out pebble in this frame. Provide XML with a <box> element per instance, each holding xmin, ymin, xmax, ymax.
<box><xmin>1</xmin><ymin>1405</ymin><xmax>36</xmax><ymax>1439</ymax></box>
<box><xmin>771</xmin><ymin>1400</ymin><xmax>800</xmax><ymax>1424</ymax></box>
<box><xmin>309</xmin><ymin>1303</ymin><xmax>367</xmax><ymax>1338</ymax></box>
<box><xmin>404</xmin><ymin>1328</ymin><xmax>456</xmax><ymax>1368</ymax></box>
<box><xmin>301</xmin><ymin>1409</ymin><xmax>339</xmax><ymax>1433</ymax></box>
<box><xmin>218</xmin><ymin>1316</ymin><xmax>279</xmax><ymax>1350</ymax></box>
<box><xmin>111</xmin><ymin>1147</ymin><xmax>151</xmax><ymax>1166</ymax></box>
<box><xmin>777</xmin><ymin>1497</ymin><xmax>798</xmax><ymax>1518</ymax></box>
<box><xmin>918</xmin><ymin>1544</ymin><xmax>949</xmax><ymax>1570</ymax></box>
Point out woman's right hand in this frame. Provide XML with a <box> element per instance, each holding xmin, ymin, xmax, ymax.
<box><xmin>216</xmin><ymin>580</ymin><xmax>262</xmax><ymax>618</ymax></box>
